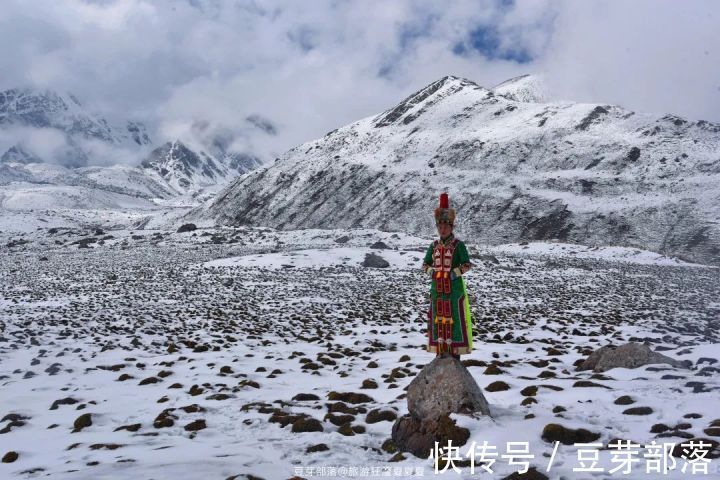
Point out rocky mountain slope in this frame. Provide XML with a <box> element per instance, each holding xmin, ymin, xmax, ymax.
<box><xmin>193</xmin><ymin>74</ymin><xmax>720</xmax><ymax>265</ymax></box>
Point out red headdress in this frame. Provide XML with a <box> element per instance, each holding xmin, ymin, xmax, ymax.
<box><xmin>434</xmin><ymin>192</ymin><xmax>456</xmax><ymax>226</ymax></box>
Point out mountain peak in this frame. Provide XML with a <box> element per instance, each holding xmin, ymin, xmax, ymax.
<box><xmin>141</xmin><ymin>139</ymin><xmax>261</xmax><ymax>193</ymax></box>
<box><xmin>373</xmin><ymin>75</ymin><xmax>487</xmax><ymax>128</ymax></box>
<box><xmin>0</xmin><ymin>145</ymin><xmax>43</xmax><ymax>165</ymax></box>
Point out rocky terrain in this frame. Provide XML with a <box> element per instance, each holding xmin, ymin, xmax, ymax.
<box><xmin>1</xmin><ymin>225</ymin><xmax>719</xmax><ymax>479</ymax></box>
<box><xmin>192</xmin><ymin>74</ymin><xmax>720</xmax><ymax>266</ymax></box>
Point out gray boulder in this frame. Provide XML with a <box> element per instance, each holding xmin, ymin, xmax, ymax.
<box><xmin>407</xmin><ymin>354</ymin><xmax>491</xmax><ymax>420</ymax></box>
<box><xmin>390</xmin><ymin>355</ymin><xmax>490</xmax><ymax>458</ymax></box>
<box><xmin>361</xmin><ymin>252</ymin><xmax>389</xmax><ymax>268</ymax></box>
<box><xmin>577</xmin><ymin>342</ymin><xmax>692</xmax><ymax>373</ymax></box>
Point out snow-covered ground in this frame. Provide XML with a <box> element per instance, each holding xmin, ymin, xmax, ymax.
<box><xmin>1</xmin><ymin>226</ymin><xmax>719</xmax><ymax>479</ymax></box>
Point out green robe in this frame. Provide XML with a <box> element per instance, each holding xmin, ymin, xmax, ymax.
<box><xmin>423</xmin><ymin>235</ymin><xmax>473</xmax><ymax>355</ymax></box>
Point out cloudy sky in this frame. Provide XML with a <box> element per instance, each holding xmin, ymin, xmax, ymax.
<box><xmin>2</xmin><ymin>0</ymin><xmax>719</xmax><ymax>163</ymax></box>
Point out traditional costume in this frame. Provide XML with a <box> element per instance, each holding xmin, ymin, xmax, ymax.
<box><xmin>422</xmin><ymin>193</ymin><xmax>473</xmax><ymax>357</ymax></box>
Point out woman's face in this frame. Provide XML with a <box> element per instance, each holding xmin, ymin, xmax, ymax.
<box><xmin>437</xmin><ymin>222</ymin><xmax>452</xmax><ymax>238</ymax></box>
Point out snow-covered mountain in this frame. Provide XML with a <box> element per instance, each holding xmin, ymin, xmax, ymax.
<box><xmin>0</xmin><ymin>88</ymin><xmax>266</xmax><ymax>215</ymax></box>
<box><xmin>140</xmin><ymin>140</ymin><xmax>261</xmax><ymax>193</ymax></box>
<box><xmin>0</xmin><ymin>88</ymin><xmax>152</xmax><ymax>145</ymax></box>
<box><xmin>0</xmin><ymin>88</ymin><xmax>152</xmax><ymax>167</ymax></box>
<box><xmin>192</xmin><ymin>74</ymin><xmax>720</xmax><ymax>265</ymax></box>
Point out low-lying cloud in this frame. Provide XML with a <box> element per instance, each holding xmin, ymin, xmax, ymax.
<box><xmin>1</xmin><ymin>0</ymin><xmax>718</xmax><ymax>166</ymax></box>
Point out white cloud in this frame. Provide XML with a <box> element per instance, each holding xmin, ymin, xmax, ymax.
<box><xmin>1</xmin><ymin>0</ymin><xmax>718</xmax><ymax>166</ymax></box>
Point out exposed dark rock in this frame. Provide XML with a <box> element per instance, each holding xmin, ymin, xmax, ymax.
<box><xmin>50</xmin><ymin>397</ymin><xmax>79</xmax><ymax>410</ymax></box>
<box><xmin>306</xmin><ymin>443</ymin><xmax>329</xmax><ymax>453</ymax></box>
<box><xmin>361</xmin><ymin>379</ymin><xmax>378</xmax><ymax>389</ymax></box>
<box><xmin>177</xmin><ymin>223</ymin><xmax>197</xmax><ymax>233</ymax></box>
<box><xmin>365</xmin><ymin>409</ymin><xmax>397</xmax><ymax>424</ymax></box>
<box><xmin>291</xmin><ymin>417</ymin><xmax>323</xmax><ymax>433</ymax></box>
<box><xmin>485</xmin><ymin>381</ymin><xmax>511</xmax><ymax>392</ymax></box>
<box><xmin>541</xmin><ymin>423</ymin><xmax>600</xmax><ymax>445</ymax></box>
<box><xmin>361</xmin><ymin>253</ymin><xmax>389</xmax><ymax>268</ymax></box>
<box><xmin>671</xmin><ymin>438</ymin><xmax>720</xmax><ymax>459</ymax></box>
<box><xmin>292</xmin><ymin>393</ymin><xmax>320</xmax><ymax>401</ymax></box>
<box><xmin>2</xmin><ymin>451</ymin><xmax>19</xmax><ymax>463</ymax></box>
<box><xmin>391</xmin><ymin>413</ymin><xmax>470</xmax><ymax>459</ymax></box>
<box><xmin>327</xmin><ymin>391</ymin><xmax>375</xmax><ymax>404</ymax></box>
<box><xmin>184</xmin><ymin>419</ymin><xmax>206</xmax><ymax>432</ymax></box>
<box><xmin>72</xmin><ymin>413</ymin><xmax>92</xmax><ymax>432</ymax></box>
<box><xmin>623</xmin><ymin>407</ymin><xmax>653</xmax><ymax>416</ymax></box>
<box><xmin>501</xmin><ymin>467</ymin><xmax>549</xmax><ymax>480</ymax></box>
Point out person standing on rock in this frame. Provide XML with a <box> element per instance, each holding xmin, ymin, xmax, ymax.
<box><xmin>422</xmin><ymin>193</ymin><xmax>473</xmax><ymax>359</ymax></box>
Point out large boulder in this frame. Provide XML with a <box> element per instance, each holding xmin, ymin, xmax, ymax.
<box><xmin>407</xmin><ymin>355</ymin><xmax>491</xmax><ymax>420</ymax></box>
<box><xmin>391</xmin><ymin>355</ymin><xmax>491</xmax><ymax>458</ymax></box>
<box><xmin>361</xmin><ymin>252</ymin><xmax>389</xmax><ymax>268</ymax></box>
<box><xmin>391</xmin><ymin>413</ymin><xmax>471</xmax><ymax>459</ymax></box>
<box><xmin>577</xmin><ymin>342</ymin><xmax>692</xmax><ymax>373</ymax></box>
<box><xmin>176</xmin><ymin>223</ymin><xmax>197</xmax><ymax>233</ymax></box>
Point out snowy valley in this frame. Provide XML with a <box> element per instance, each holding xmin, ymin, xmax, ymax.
<box><xmin>1</xmin><ymin>74</ymin><xmax>720</xmax><ymax>480</ymax></box>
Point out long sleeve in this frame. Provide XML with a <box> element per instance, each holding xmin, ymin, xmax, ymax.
<box><xmin>453</xmin><ymin>241</ymin><xmax>472</xmax><ymax>276</ymax></box>
<box><xmin>422</xmin><ymin>242</ymin><xmax>433</xmax><ymax>272</ymax></box>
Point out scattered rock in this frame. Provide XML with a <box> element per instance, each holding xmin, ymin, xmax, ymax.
<box><xmin>541</xmin><ymin>423</ymin><xmax>600</xmax><ymax>445</ymax></box>
<box><xmin>361</xmin><ymin>379</ymin><xmax>378</xmax><ymax>389</ymax></box>
<box><xmin>485</xmin><ymin>381</ymin><xmax>511</xmax><ymax>392</ymax></box>
<box><xmin>366</xmin><ymin>409</ymin><xmax>397</xmax><ymax>424</ymax></box>
<box><xmin>671</xmin><ymin>438</ymin><xmax>720</xmax><ymax>459</ymax></box>
<box><xmin>114</xmin><ymin>424</ymin><xmax>141</xmax><ymax>432</ymax></box>
<box><xmin>501</xmin><ymin>467</ymin><xmax>549</xmax><ymax>480</ymax></box>
<box><xmin>50</xmin><ymin>397</ymin><xmax>79</xmax><ymax>410</ymax></box>
<box><xmin>153</xmin><ymin>409</ymin><xmax>177</xmax><ymax>428</ymax></box>
<box><xmin>184</xmin><ymin>419</ymin><xmax>206</xmax><ymax>432</ymax></box>
<box><xmin>292</xmin><ymin>393</ymin><xmax>320</xmax><ymax>401</ymax></box>
<box><xmin>573</xmin><ymin>380</ymin><xmax>611</xmax><ymax>389</ymax></box>
<box><xmin>306</xmin><ymin>443</ymin><xmax>329</xmax><ymax>453</ymax></box>
<box><xmin>89</xmin><ymin>443</ymin><xmax>123</xmax><ymax>450</ymax></box>
<box><xmin>177</xmin><ymin>223</ymin><xmax>197</xmax><ymax>233</ymax></box>
<box><xmin>324</xmin><ymin>413</ymin><xmax>354</xmax><ymax>426</ymax></box>
<box><xmin>623</xmin><ymin>407</ymin><xmax>653</xmax><ymax>416</ymax></box>
<box><xmin>520</xmin><ymin>386</ymin><xmax>538</xmax><ymax>397</ymax></box>
<box><xmin>577</xmin><ymin>342</ymin><xmax>691</xmax><ymax>373</ymax></box>
<box><xmin>72</xmin><ymin>413</ymin><xmax>92</xmax><ymax>432</ymax></box>
<box><xmin>291</xmin><ymin>417</ymin><xmax>323</xmax><ymax>433</ymax></box>
<box><xmin>139</xmin><ymin>376</ymin><xmax>161</xmax><ymax>386</ymax></box>
<box><xmin>651</xmin><ymin>423</ymin><xmax>670</xmax><ymax>434</ymax></box>
<box><xmin>2</xmin><ymin>451</ymin><xmax>19</xmax><ymax>463</ymax></box>
<box><xmin>327</xmin><ymin>391</ymin><xmax>375</xmax><ymax>404</ymax></box>
<box><xmin>391</xmin><ymin>413</ymin><xmax>470</xmax><ymax>459</ymax></box>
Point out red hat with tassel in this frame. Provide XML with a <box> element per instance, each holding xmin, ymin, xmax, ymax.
<box><xmin>434</xmin><ymin>192</ymin><xmax>456</xmax><ymax>226</ymax></box>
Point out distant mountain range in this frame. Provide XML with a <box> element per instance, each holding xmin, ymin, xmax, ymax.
<box><xmin>191</xmin><ymin>74</ymin><xmax>720</xmax><ymax>265</ymax></box>
<box><xmin>0</xmin><ymin>88</ymin><xmax>268</xmax><ymax>207</ymax></box>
